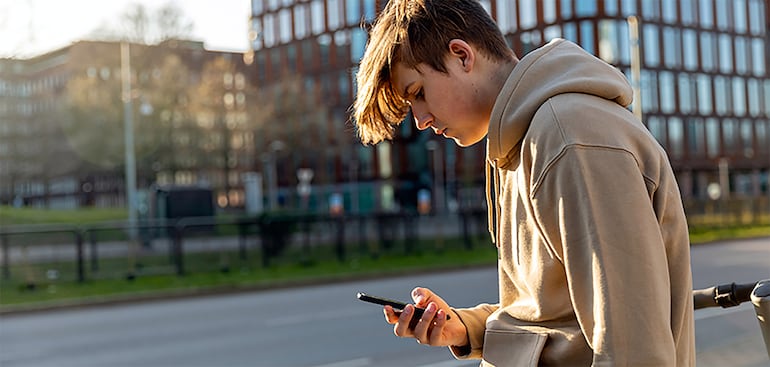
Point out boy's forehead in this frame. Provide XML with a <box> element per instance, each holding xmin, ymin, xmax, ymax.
<box><xmin>390</xmin><ymin>62</ymin><xmax>422</xmax><ymax>98</ymax></box>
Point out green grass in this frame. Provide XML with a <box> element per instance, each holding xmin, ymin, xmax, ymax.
<box><xmin>0</xmin><ymin>206</ymin><xmax>127</xmax><ymax>226</ymax></box>
<box><xmin>689</xmin><ymin>224</ymin><xmax>770</xmax><ymax>244</ymax></box>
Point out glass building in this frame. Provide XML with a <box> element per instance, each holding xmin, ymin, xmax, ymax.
<box><xmin>249</xmin><ymin>0</ymin><xmax>769</xmax><ymax>211</ymax></box>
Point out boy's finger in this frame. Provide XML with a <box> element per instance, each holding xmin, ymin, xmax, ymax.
<box><xmin>429</xmin><ymin>309</ymin><xmax>447</xmax><ymax>345</ymax></box>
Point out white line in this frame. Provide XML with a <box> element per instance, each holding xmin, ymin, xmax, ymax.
<box><xmin>694</xmin><ymin>302</ymin><xmax>754</xmax><ymax>321</ymax></box>
<box><xmin>311</xmin><ymin>357</ymin><xmax>372</xmax><ymax>367</ymax></box>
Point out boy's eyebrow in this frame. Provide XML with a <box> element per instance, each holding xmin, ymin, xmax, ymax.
<box><xmin>402</xmin><ymin>82</ymin><xmax>415</xmax><ymax>99</ymax></box>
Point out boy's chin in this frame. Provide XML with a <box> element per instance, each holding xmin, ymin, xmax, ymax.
<box><xmin>452</xmin><ymin>134</ymin><xmax>486</xmax><ymax>148</ymax></box>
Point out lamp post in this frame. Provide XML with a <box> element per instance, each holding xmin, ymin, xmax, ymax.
<box><xmin>267</xmin><ymin>140</ymin><xmax>285</xmax><ymax>211</ymax></box>
<box><xmin>425</xmin><ymin>140</ymin><xmax>445</xmax><ymax>214</ymax></box>
<box><xmin>121</xmin><ymin>42</ymin><xmax>138</xmax><ymax>240</ymax></box>
<box><xmin>627</xmin><ymin>15</ymin><xmax>643</xmax><ymax>121</ymax></box>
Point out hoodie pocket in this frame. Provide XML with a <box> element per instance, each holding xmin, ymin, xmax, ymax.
<box><xmin>481</xmin><ymin>329</ymin><xmax>547</xmax><ymax>367</ymax></box>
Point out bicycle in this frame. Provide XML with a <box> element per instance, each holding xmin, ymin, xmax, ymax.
<box><xmin>693</xmin><ymin>279</ymin><xmax>770</xmax><ymax>360</ymax></box>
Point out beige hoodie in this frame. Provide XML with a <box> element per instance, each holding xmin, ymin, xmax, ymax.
<box><xmin>450</xmin><ymin>39</ymin><xmax>695</xmax><ymax>366</ymax></box>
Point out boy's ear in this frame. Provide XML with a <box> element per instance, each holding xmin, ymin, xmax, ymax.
<box><xmin>448</xmin><ymin>39</ymin><xmax>474</xmax><ymax>72</ymax></box>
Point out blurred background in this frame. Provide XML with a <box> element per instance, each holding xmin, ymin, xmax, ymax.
<box><xmin>0</xmin><ymin>1</ymin><xmax>769</xmax><ymax>366</ymax></box>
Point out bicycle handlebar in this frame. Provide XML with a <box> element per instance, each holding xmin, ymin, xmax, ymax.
<box><xmin>693</xmin><ymin>281</ymin><xmax>759</xmax><ymax>310</ymax></box>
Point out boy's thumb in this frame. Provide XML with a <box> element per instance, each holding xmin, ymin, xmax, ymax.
<box><xmin>412</xmin><ymin>287</ymin><xmax>429</xmax><ymax>304</ymax></box>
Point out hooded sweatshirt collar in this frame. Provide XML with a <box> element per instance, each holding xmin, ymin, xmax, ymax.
<box><xmin>486</xmin><ymin>39</ymin><xmax>633</xmax><ymax>167</ymax></box>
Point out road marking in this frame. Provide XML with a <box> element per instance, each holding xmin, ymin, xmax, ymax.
<box><xmin>694</xmin><ymin>302</ymin><xmax>754</xmax><ymax>321</ymax></box>
<box><xmin>311</xmin><ymin>357</ymin><xmax>372</xmax><ymax>367</ymax></box>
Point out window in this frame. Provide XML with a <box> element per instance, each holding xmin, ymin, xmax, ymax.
<box><xmin>543</xmin><ymin>0</ymin><xmax>555</xmax><ymax>23</ymax></box>
<box><xmin>311</xmin><ymin>0</ymin><xmax>325</xmax><ymax>35</ymax></box>
<box><xmin>697</xmin><ymin>74</ymin><xmax>713</xmax><ymax>115</ymax></box>
<box><xmin>749</xmin><ymin>0</ymin><xmax>765</xmax><ymax>35</ymax></box>
<box><xmin>604</xmin><ymin>0</ymin><xmax>618</xmax><ymax>15</ymax></box>
<box><xmin>748</xmin><ymin>79</ymin><xmax>761</xmax><ymax>116</ymax></box>
<box><xmin>733</xmin><ymin>77</ymin><xmax>747</xmax><ymax>116</ymax></box>
<box><xmin>563</xmin><ymin>23</ymin><xmax>577</xmax><ymax>44</ymax></box>
<box><xmin>714</xmin><ymin>76</ymin><xmax>730</xmax><ymax>115</ymax></box>
<box><xmin>740</xmin><ymin>119</ymin><xmax>754</xmax><ymax>156</ymax></box>
<box><xmin>279</xmin><ymin>8</ymin><xmax>292</xmax><ymax>44</ymax></box>
<box><xmin>642</xmin><ymin>25</ymin><xmax>659</xmax><ymax>67</ymax></box>
<box><xmin>660</xmin><ymin>72</ymin><xmax>675</xmax><ymax>113</ymax></box>
<box><xmin>621</xmin><ymin>0</ymin><xmax>636</xmax><ymax>17</ymax></box>
<box><xmin>641</xmin><ymin>0</ymin><xmax>659</xmax><ymax>20</ymax></box>
<box><xmin>734</xmin><ymin>0</ymin><xmax>747</xmax><ymax>33</ymax></box>
<box><xmin>719</xmin><ymin>34</ymin><xmax>733</xmax><ymax>73</ymax></box>
<box><xmin>545</xmin><ymin>25</ymin><xmax>561</xmax><ymax>42</ymax></box>
<box><xmin>560</xmin><ymin>0</ymin><xmax>572</xmax><ymax>19</ymax></box>
<box><xmin>580</xmin><ymin>21</ymin><xmax>595</xmax><ymax>54</ymax></box>
<box><xmin>663</xmin><ymin>27</ymin><xmax>681</xmax><ymax>68</ymax></box>
<box><xmin>683</xmin><ymin>29</ymin><xmax>697</xmax><ymax>70</ymax></box>
<box><xmin>699</xmin><ymin>0</ymin><xmax>713</xmax><ymax>27</ymax></box>
<box><xmin>716</xmin><ymin>0</ymin><xmax>730</xmax><ymax>30</ymax></box>
<box><xmin>756</xmin><ymin>120</ymin><xmax>768</xmax><ymax>155</ymax></box>
<box><xmin>599</xmin><ymin>20</ymin><xmax>618</xmax><ymax>63</ymax></box>
<box><xmin>641</xmin><ymin>70</ymin><xmax>659</xmax><ymax>113</ymax></box>
<box><xmin>735</xmin><ymin>37</ymin><xmax>748</xmax><ymax>74</ymax></box>
<box><xmin>680</xmin><ymin>0</ymin><xmax>695</xmax><ymax>25</ymax></box>
<box><xmin>647</xmin><ymin>116</ymin><xmax>666</xmax><ymax>145</ymax></box>
<box><xmin>722</xmin><ymin>119</ymin><xmax>737</xmax><ymax>154</ymax></box>
<box><xmin>575</xmin><ymin>0</ymin><xmax>597</xmax><ymax>17</ymax></box>
<box><xmin>679</xmin><ymin>74</ymin><xmax>694</xmax><ymax>114</ymax></box>
<box><xmin>765</xmin><ymin>80</ymin><xmax>770</xmax><ymax>117</ymax></box>
<box><xmin>327</xmin><ymin>0</ymin><xmax>342</xmax><ymax>30</ymax></box>
<box><xmin>351</xmin><ymin>28</ymin><xmax>367</xmax><ymax>63</ymax></box>
<box><xmin>338</xmin><ymin>71</ymin><xmax>350</xmax><ymax>101</ymax></box>
<box><xmin>252</xmin><ymin>0</ymin><xmax>264</xmax><ymax>14</ymax></box>
<box><xmin>700</xmin><ymin>32</ymin><xmax>715</xmax><ymax>71</ymax></box>
<box><xmin>617</xmin><ymin>21</ymin><xmax>630</xmax><ymax>64</ymax></box>
<box><xmin>662</xmin><ymin>0</ymin><xmax>678</xmax><ymax>24</ymax></box>
<box><xmin>346</xmin><ymin>0</ymin><xmax>360</xmax><ymax>26</ymax></box>
<box><xmin>364</xmin><ymin>0</ymin><xmax>376</xmax><ymax>21</ymax></box>
<box><xmin>520</xmin><ymin>0</ymin><xmax>537</xmax><ymax>29</ymax></box>
<box><xmin>497</xmin><ymin>0</ymin><xmax>516</xmax><ymax>33</ymax></box>
<box><xmin>294</xmin><ymin>4</ymin><xmax>308</xmax><ymax>39</ymax></box>
<box><xmin>688</xmin><ymin>118</ymin><xmax>705</xmax><ymax>157</ymax></box>
<box><xmin>751</xmin><ymin>38</ymin><xmax>766</xmax><ymax>76</ymax></box>
<box><xmin>706</xmin><ymin>118</ymin><xmax>720</xmax><ymax>157</ymax></box>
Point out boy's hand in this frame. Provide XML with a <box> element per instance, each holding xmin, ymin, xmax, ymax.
<box><xmin>383</xmin><ymin>287</ymin><xmax>469</xmax><ymax>348</ymax></box>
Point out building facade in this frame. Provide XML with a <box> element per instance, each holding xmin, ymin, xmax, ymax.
<box><xmin>248</xmin><ymin>0</ymin><xmax>770</xmax><ymax>212</ymax></box>
<box><xmin>0</xmin><ymin>40</ymin><xmax>260</xmax><ymax>209</ymax></box>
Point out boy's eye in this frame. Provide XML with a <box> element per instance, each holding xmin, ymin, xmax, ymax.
<box><xmin>414</xmin><ymin>88</ymin><xmax>424</xmax><ymax>100</ymax></box>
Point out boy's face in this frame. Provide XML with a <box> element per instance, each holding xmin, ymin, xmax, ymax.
<box><xmin>391</xmin><ymin>56</ymin><xmax>490</xmax><ymax>147</ymax></box>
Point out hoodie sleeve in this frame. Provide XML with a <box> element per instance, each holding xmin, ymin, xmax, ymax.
<box><xmin>449</xmin><ymin>303</ymin><xmax>498</xmax><ymax>359</ymax></box>
<box><xmin>532</xmin><ymin>146</ymin><xmax>678</xmax><ymax>366</ymax></box>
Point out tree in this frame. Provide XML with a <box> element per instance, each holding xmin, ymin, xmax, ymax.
<box><xmin>89</xmin><ymin>2</ymin><xmax>194</xmax><ymax>45</ymax></box>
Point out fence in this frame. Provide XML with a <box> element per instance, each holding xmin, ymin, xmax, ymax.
<box><xmin>0</xmin><ymin>210</ymin><xmax>490</xmax><ymax>286</ymax></box>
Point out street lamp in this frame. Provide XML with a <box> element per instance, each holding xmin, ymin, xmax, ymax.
<box><xmin>266</xmin><ymin>140</ymin><xmax>285</xmax><ymax>211</ymax></box>
<box><xmin>121</xmin><ymin>42</ymin><xmax>138</xmax><ymax>240</ymax></box>
<box><xmin>425</xmin><ymin>140</ymin><xmax>445</xmax><ymax>214</ymax></box>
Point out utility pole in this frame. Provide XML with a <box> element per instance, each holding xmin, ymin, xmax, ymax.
<box><xmin>121</xmin><ymin>42</ymin><xmax>138</xmax><ymax>241</ymax></box>
<box><xmin>627</xmin><ymin>15</ymin><xmax>643</xmax><ymax>121</ymax></box>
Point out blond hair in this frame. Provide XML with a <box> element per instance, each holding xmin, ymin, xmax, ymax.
<box><xmin>352</xmin><ymin>0</ymin><xmax>511</xmax><ymax>144</ymax></box>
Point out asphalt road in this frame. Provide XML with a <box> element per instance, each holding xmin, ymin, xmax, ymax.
<box><xmin>0</xmin><ymin>237</ymin><xmax>768</xmax><ymax>367</ymax></box>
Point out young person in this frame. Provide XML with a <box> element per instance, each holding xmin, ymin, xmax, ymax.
<box><xmin>352</xmin><ymin>0</ymin><xmax>694</xmax><ymax>366</ymax></box>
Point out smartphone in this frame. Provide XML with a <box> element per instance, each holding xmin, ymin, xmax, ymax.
<box><xmin>356</xmin><ymin>292</ymin><xmax>450</xmax><ymax>324</ymax></box>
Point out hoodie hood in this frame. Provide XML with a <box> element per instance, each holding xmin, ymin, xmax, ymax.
<box><xmin>487</xmin><ymin>39</ymin><xmax>633</xmax><ymax>166</ymax></box>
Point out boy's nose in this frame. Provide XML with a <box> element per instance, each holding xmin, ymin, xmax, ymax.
<box><xmin>412</xmin><ymin>107</ymin><xmax>433</xmax><ymax>131</ymax></box>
